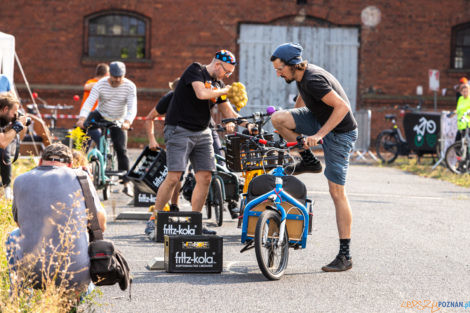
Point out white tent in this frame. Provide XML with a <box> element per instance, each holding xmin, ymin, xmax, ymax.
<box><xmin>0</xmin><ymin>31</ymin><xmax>15</xmax><ymax>87</ymax></box>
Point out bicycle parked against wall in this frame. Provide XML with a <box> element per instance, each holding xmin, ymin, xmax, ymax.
<box><xmin>85</xmin><ymin>119</ymin><xmax>127</xmax><ymax>200</ymax></box>
<box><xmin>235</xmin><ymin>133</ymin><xmax>315</xmax><ymax>280</ymax></box>
<box><xmin>444</xmin><ymin>110</ymin><xmax>470</xmax><ymax>174</ymax></box>
<box><xmin>376</xmin><ymin>105</ymin><xmax>438</xmax><ymax>163</ymax></box>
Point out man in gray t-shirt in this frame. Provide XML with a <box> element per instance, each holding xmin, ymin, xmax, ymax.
<box><xmin>6</xmin><ymin>143</ymin><xmax>107</xmax><ymax>292</ymax></box>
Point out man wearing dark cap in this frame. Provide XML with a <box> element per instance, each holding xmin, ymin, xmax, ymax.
<box><xmin>77</xmin><ymin>61</ymin><xmax>137</xmax><ymax>196</ymax></box>
<box><xmin>153</xmin><ymin>50</ymin><xmax>254</xmax><ymax>234</ymax></box>
<box><xmin>6</xmin><ymin>143</ymin><xmax>106</xmax><ymax>292</ymax></box>
<box><xmin>270</xmin><ymin>43</ymin><xmax>358</xmax><ymax>272</ymax></box>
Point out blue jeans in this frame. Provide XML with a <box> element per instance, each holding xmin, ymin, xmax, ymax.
<box><xmin>5</xmin><ymin>228</ymin><xmax>22</xmax><ymax>292</ymax></box>
<box><xmin>290</xmin><ymin>107</ymin><xmax>358</xmax><ymax>185</ymax></box>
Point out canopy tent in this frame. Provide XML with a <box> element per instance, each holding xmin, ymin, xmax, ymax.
<box><xmin>0</xmin><ymin>31</ymin><xmax>15</xmax><ymax>87</ymax></box>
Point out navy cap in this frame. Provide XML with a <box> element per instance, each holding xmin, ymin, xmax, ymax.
<box><xmin>215</xmin><ymin>50</ymin><xmax>237</xmax><ymax>65</ymax></box>
<box><xmin>271</xmin><ymin>43</ymin><xmax>303</xmax><ymax>65</ymax></box>
<box><xmin>109</xmin><ymin>61</ymin><xmax>126</xmax><ymax>77</ymax></box>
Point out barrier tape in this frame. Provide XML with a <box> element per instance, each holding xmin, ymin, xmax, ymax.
<box><xmin>41</xmin><ymin>114</ymin><xmax>164</xmax><ymax>121</ymax></box>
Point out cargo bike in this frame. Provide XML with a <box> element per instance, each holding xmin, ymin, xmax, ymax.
<box><xmin>226</xmin><ymin>132</ymin><xmax>315</xmax><ymax>280</ymax></box>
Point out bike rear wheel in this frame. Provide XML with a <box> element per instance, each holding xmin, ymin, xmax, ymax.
<box><xmin>445</xmin><ymin>141</ymin><xmax>469</xmax><ymax>174</ymax></box>
<box><xmin>254</xmin><ymin>210</ymin><xmax>289</xmax><ymax>280</ymax></box>
<box><xmin>376</xmin><ymin>130</ymin><xmax>399</xmax><ymax>164</ymax></box>
<box><xmin>212</xmin><ymin>179</ymin><xmax>224</xmax><ymax>227</ymax></box>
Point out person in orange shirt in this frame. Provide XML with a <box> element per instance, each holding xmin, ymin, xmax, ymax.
<box><xmin>80</xmin><ymin>63</ymin><xmax>109</xmax><ymax>111</ymax></box>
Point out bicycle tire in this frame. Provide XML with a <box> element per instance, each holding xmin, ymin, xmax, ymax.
<box><xmin>254</xmin><ymin>210</ymin><xmax>289</xmax><ymax>280</ymax></box>
<box><xmin>90</xmin><ymin>160</ymin><xmax>101</xmax><ymax>189</ymax></box>
<box><xmin>103</xmin><ymin>184</ymin><xmax>109</xmax><ymax>201</ymax></box>
<box><xmin>212</xmin><ymin>179</ymin><xmax>224</xmax><ymax>227</ymax></box>
<box><xmin>376</xmin><ymin>130</ymin><xmax>399</xmax><ymax>164</ymax></box>
<box><xmin>445</xmin><ymin>141</ymin><xmax>469</xmax><ymax>174</ymax></box>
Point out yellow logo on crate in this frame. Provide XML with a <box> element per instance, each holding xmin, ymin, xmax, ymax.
<box><xmin>183</xmin><ymin>241</ymin><xmax>210</xmax><ymax>249</ymax></box>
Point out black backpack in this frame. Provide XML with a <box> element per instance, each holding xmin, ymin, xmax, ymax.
<box><xmin>76</xmin><ymin>172</ymin><xmax>132</xmax><ymax>295</ymax></box>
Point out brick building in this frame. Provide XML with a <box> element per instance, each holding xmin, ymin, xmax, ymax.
<box><xmin>1</xmin><ymin>0</ymin><xmax>469</xmax><ymax>147</ymax></box>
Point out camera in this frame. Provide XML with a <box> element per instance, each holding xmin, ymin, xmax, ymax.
<box><xmin>15</xmin><ymin>111</ymin><xmax>32</xmax><ymax>127</ymax></box>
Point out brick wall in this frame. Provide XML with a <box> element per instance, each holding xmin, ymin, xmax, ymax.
<box><xmin>1</xmin><ymin>0</ymin><xmax>470</xmax><ymax>147</ymax></box>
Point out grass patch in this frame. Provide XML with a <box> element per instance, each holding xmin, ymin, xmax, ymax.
<box><xmin>379</xmin><ymin>156</ymin><xmax>470</xmax><ymax>188</ymax></box>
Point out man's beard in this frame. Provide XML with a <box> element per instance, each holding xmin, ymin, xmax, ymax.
<box><xmin>284</xmin><ymin>77</ymin><xmax>295</xmax><ymax>84</ymax></box>
<box><xmin>0</xmin><ymin>115</ymin><xmax>11</xmax><ymax>127</ymax></box>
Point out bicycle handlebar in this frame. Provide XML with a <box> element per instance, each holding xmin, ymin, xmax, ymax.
<box><xmin>221</xmin><ymin>106</ymin><xmax>277</xmax><ymax>124</ymax></box>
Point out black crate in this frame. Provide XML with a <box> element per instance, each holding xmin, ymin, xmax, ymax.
<box><xmin>133</xmin><ymin>185</ymin><xmax>156</xmax><ymax>207</ymax></box>
<box><xmin>126</xmin><ymin>146</ymin><xmax>168</xmax><ymax>194</ymax></box>
<box><xmin>164</xmin><ymin>235</ymin><xmax>223</xmax><ymax>273</ymax></box>
<box><xmin>155</xmin><ymin>211</ymin><xmax>202</xmax><ymax>242</ymax></box>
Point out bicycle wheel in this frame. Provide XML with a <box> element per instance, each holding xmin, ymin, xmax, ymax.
<box><xmin>254</xmin><ymin>210</ymin><xmax>289</xmax><ymax>280</ymax></box>
<box><xmin>89</xmin><ymin>160</ymin><xmax>100</xmax><ymax>187</ymax></box>
<box><xmin>103</xmin><ymin>184</ymin><xmax>109</xmax><ymax>201</ymax></box>
<box><xmin>376</xmin><ymin>130</ymin><xmax>399</xmax><ymax>164</ymax></box>
<box><xmin>445</xmin><ymin>141</ymin><xmax>469</xmax><ymax>174</ymax></box>
<box><xmin>212</xmin><ymin>179</ymin><xmax>224</xmax><ymax>227</ymax></box>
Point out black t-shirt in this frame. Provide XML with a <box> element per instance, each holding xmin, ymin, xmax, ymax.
<box><xmin>297</xmin><ymin>64</ymin><xmax>357</xmax><ymax>133</ymax></box>
<box><xmin>165</xmin><ymin>62</ymin><xmax>225</xmax><ymax>131</ymax></box>
<box><xmin>155</xmin><ymin>91</ymin><xmax>173</xmax><ymax>115</ymax></box>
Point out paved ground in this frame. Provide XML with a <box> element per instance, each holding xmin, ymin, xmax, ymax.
<box><xmin>89</xmin><ymin>151</ymin><xmax>470</xmax><ymax>313</ymax></box>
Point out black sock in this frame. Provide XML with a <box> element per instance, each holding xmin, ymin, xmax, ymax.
<box><xmin>339</xmin><ymin>238</ymin><xmax>351</xmax><ymax>260</ymax></box>
<box><xmin>299</xmin><ymin>149</ymin><xmax>318</xmax><ymax>163</ymax></box>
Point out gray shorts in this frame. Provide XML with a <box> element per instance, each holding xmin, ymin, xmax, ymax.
<box><xmin>164</xmin><ymin>125</ymin><xmax>215</xmax><ymax>172</ymax></box>
<box><xmin>290</xmin><ymin>107</ymin><xmax>358</xmax><ymax>186</ymax></box>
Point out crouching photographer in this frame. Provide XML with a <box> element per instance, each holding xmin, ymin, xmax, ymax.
<box><xmin>0</xmin><ymin>93</ymin><xmax>30</xmax><ymax>200</ymax></box>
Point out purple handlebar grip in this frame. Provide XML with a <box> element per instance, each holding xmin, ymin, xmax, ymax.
<box><xmin>266</xmin><ymin>106</ymin><xmax>276</xmax><ymax>115</ymax></box>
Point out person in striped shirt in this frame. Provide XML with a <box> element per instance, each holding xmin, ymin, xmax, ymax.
<box><xmin>77</xmin><ymin>61</ymin><xmax>137</xmax><ymax>197</ymax></box>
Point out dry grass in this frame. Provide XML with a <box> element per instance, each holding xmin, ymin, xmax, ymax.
<box><xmin>379</xmin><ymin>156</ymin><xmax>470</xmax><ymax>188</ymax></box>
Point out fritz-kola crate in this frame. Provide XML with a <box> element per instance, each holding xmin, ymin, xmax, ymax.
<box><xmin>164</xmin><ymin>235</ymin><xmax>223</xmax><ymax>273</ymax></box>
<box><xmin>155</xmin><ymin>211</ymin><xmax>202</xmax><ymax>242</ymax></box>
<box><xmin>126</xmin><ymin>146</ymin><xmax>168</xmax><ymax>194</ymax></box>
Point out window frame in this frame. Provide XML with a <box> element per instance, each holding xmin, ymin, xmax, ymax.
<box><xmin>83</xmin><ymin>10</ymin><xmax>151</xmax><ymax>63</ymax></box>
<box><xmin>451</xmin><ymin>22</ymin><xmax>470</xmax><ymax>70</ymax></box>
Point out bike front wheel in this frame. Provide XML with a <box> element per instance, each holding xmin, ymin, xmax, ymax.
<box><xmin>254</xmin><ymin>210</ymin><xmax>289</xmax><ymax>280</ymax></box>
<box><xmin>445</xmin><ymin>141</ymin><xmax>469</xmax><ymax>174</ymax></box>
<box><xmin>376</xmin><ymin>130</ymin><xmax>399</xmax><ymax>164</ymax></box>
<box><xmin>90</xmin><ymin>160</ymin><xmax>102</xmax><ymax>189</ymax></box>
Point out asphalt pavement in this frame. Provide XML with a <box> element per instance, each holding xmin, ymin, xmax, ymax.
<box><xmin>91</xmin><ymin>152</ymin><xmax>470</xmax><ymax>313</ymax></box>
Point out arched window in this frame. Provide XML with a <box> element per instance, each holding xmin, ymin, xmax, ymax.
<box><xmin>452</xmin><ymin>23</ymin><xmax>470</xmax><ymax>69</ymax></box>
<box><xmin>84</xmin><ymin>11</ymin><xmax>149</xmax><ymax>61</ymax></box>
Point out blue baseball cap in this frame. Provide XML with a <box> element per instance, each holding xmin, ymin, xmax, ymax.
<box><xmin>215</xmin><ymin>50</ymin><xmax>237</xmax><ymax>65</ymax></box>
<box><xmin>109</xmin><ymin>61</ymin><xmax>126</xmax><ymax>77</ymax></box>
<box><xmin>271</xmin><ymin>43</ymin><xmax>303</xmax><ymax>65</ymax></box>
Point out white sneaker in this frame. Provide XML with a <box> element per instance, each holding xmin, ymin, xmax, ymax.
<box><xmin>4</xmin><ymin>186</ymin><xmax>12</xmax><ymax>201</ymax></box>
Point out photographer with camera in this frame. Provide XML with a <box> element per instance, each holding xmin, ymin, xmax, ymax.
<box><xmin>0</xmin><ymin>93</ymin><xmax>29</xmax><ymax>200</ymax></box>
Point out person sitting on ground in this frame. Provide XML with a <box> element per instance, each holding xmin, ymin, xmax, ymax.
<box><xmin>5</xmin><ymin>143</ymin><xmax>107</xmax><ymax>296</ymax></box>
<box><xmin>455</xmin><ymin>83</ymin><xmax>470</xmax><ymax>142</ymax></box>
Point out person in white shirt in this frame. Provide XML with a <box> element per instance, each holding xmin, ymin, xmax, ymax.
<box><xmin>76</xmin><ymin>61</ymin><xmax>137</xmax><ymax>196</ymax></box>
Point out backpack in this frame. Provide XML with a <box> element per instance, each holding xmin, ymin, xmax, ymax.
<box><xmin>76</xmin><ymin>171</ymin><xmax>132</xmax><ymax>295</ymax></box>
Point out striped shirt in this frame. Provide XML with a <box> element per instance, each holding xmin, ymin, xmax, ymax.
<box><xmin>79</xmin><ymin>77</ymin><xmax>137</xmax><ymax>123</ymax></box>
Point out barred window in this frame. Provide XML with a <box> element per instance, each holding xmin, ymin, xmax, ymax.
<box><xmin>84</xmin><ymin>11</ymin><xmax>149</xmax><ymax>60</ymax></box>
<box><xmin>452</xmin><ymin>23</ymin><xmax>470</xmax><ymax>69</ymax></box>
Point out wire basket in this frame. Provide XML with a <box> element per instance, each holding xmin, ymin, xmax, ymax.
<box><xmin>225</xmin><ymin>134</ymin><xmax>290</xmax><ymax>172</ymax></box>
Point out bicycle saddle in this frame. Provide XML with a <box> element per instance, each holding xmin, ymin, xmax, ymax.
<box><xmin>247</xmin><ymin>174</ymin><xmax>307</xmax><ymax>204</ymax></box>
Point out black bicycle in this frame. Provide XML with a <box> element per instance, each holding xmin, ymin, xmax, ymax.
<box><xmin>444</xmin><ymin>111</ymin><xmax>470</xmax><ymax>174</ymax></box>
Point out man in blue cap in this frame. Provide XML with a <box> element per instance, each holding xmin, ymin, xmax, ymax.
<box><xmin>77</xmin><ymin>61</ymin><xmax>137</xmax><ymax>196</ymax></box>
<box><xmin>270</xmin><ymin>43</ymin><xmax>358</xmax><ymax>272</ymax></box>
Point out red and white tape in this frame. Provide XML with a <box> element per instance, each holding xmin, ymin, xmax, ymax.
<box><xmin>41</xmin><ymin>114</ymin><xmax>164</xmax><ymax>121</ymax></box>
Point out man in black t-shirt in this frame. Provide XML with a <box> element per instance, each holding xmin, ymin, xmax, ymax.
<box><xmin>270</xmin><ymin>43</ymin><xmax>358</xmax><ymax>272</ymax></box>
<box><xmin>153</xmin><ymin>50</ymin><xmax>255</xmax><ymax>234</ymax></box>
